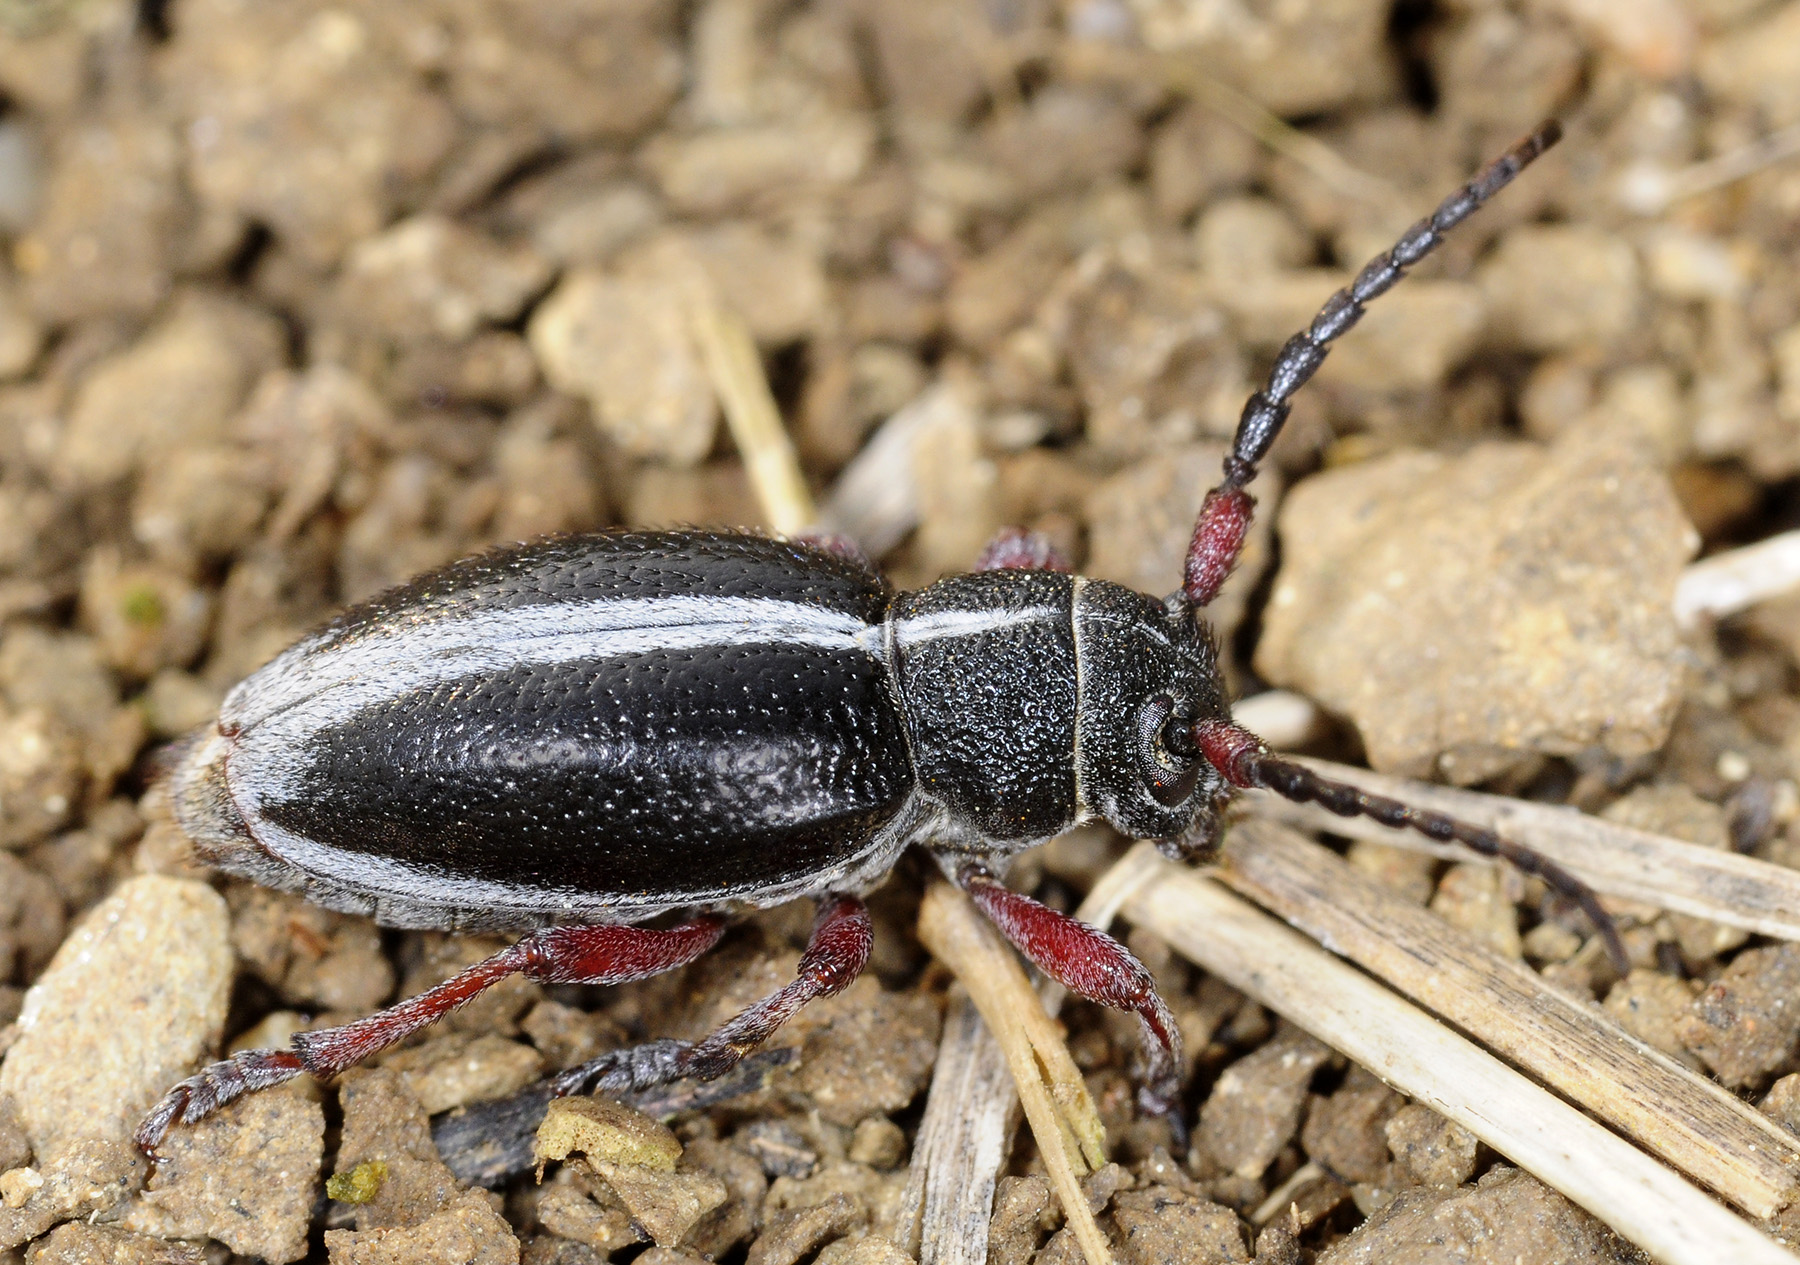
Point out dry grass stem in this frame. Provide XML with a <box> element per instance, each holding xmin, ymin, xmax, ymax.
<box><xmin>1231</xmin><ymin>689</ymin><xmax>1327</xmax><ymax>751</ymax></box>
<box><xmin>1241</xmin><ymin>756</ymin><xmax>1800</xmax><ymax>940</ymax></box>
<box><xmin>896</xmin><ymin>992</ymin><xmax>1021</xmax><ymax>1265</ymax></box>
<box><xmin>1219</xmin><ymin>820</ymin><xmax>1800</xmax><ymax>1218</ymax></box>
<box><xmin>899</xmin><ymin>862</ymin><xmax>1147</xmax><ymax>1263</ymax></box>
<box><xmin>1101</xmin><ymin>844</ymin><xmax>1799</xmax><ymax>1265</ymax></box>
<box><xmin>1621</xmin><ymin>122</ymin><xmax>1800</xmax><ymax>215</ymax></box>
<box><xmin>689</xmin><ymin>299</ymin><xmax>817</xmax><ymax>536</ymax></box>
<box><xmin>1674</xmin><ymin>529</ymin><xmax>1800</xmax><ymax>628</ymax></box>
<box><xmin>1249</xmin><ymin>1160</ymin><xmax>1326</xmax><ymax>1228</ymax></box>
<box><xmin>1056</xmin><ymin>42</ymin><xmax>1398</xmax><ymax>208</ymax></box>
<box><xmin>917</xmin><ymin>882</ymin><xmax>1113</xmax><ymax>1265</ymax></box>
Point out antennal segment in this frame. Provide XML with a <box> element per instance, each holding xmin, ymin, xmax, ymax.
<box><xmin>1180</xmin><ymin>120</ymin><xmax>1564</xmax><ymax>610</ymax></box>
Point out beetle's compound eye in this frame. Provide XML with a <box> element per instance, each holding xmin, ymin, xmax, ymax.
<box><xmin>1136</xmin><ymin>695</ymin><xmax>1202</xmax><ymax>808</ymax></box>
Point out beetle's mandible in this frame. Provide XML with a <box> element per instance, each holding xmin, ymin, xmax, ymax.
<box><xmin>137</xmin><ymin>119</ymin><xmax>1622</xmax><ymax>1155</ymax></box>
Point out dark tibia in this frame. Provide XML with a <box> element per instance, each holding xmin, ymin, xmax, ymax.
<box><xmin>973</xmin><ymin>527</ymin><xmax>1073</xmax><ymax>573</ymax></box>
<box><xmin>958</xmin><ymin>865</ymin><xmax>1187</xmax><ymax>1147</ymax></box>
<box><xmin>1181</xmin><ymin>121</ymin><xmax>1563</xmax><ymax>609</ymax></box>
<box><xmin>554</xmin><ymin>894</ymin><xmax>872</xmax><ymax>1097</ymax></box>
<box><xmin>136</xmin><ymin>918</ymin><xmax>726</xmax><ymax>1156</ymax></box>
<box><xmin>1193</xmin><ymin>720</ymin><xmax>1630</xmax><ymax>974</ymax></box>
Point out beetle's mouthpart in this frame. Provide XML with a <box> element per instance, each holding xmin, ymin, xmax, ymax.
<box><xmin>1193</xmin><ymin>720</ymin><xmax>1631</xmax><ymax>975</ymax></box>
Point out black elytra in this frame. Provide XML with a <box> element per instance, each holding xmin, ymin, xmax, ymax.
<box><xmin>173</xmin><ymin>529</ymin><xmax>1232</xmax><ymax>930</ymax></box>
<box><xmin>143</xmin><ymin>120</ymin><xmax>1621</xmax><ymax>1156</ymax></box>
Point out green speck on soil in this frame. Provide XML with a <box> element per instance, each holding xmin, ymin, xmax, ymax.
<box><xmin>326</xmin><ymin>1159</ymin><xmax>389</xmax><ymax>1204</ymax></box>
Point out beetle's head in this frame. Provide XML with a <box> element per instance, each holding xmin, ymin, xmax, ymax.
<box><xmin>1072</xmin><ymin>580</ymin><xmax>1232</xmax><ymax>856</ymax></box>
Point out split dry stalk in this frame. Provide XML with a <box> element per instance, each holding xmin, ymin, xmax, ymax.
<box><xmin>916</xmin><ymin>882</ymin><xmax>1112</xmax><ymax>1265</ymax></box>
<box><xmin>901</xmin><ymin>859</ymin><xmax>1163</xmax><ymax>1264</ymax></box>
<box><xmin>896</xmin><ymin>992</ymin><xmax>1021</xmax><ymax>1265</ymax></box>
<box><xmin>1241</xmin><ymin>755</ymin><xmax>1800</xmax><ymax>941</ymax></box>
<box><xmin>690</xmin><ymin>298</ymin><xmax>816</xmax><ymax>537</ymax></box>
<box><xmin>1674</xmin><ymin>528</ymin><xmax>1800</xmax><ymax>628</ymax></box>
<box><xmin>1218</xmin><ymin>819</ymin><xmax>1800</xmax><ymax>1219</ymax></box>
<box><xmin>1103</xmin><ymin>843</ymin><xmax>1799</xmax><ymax>1265</ymax></box>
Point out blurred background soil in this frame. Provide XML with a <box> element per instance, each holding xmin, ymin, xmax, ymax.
<box><xmin>0</xmin><ymin>0</ymin><xmax>1798</xmax><ymax>1262</ymax></box>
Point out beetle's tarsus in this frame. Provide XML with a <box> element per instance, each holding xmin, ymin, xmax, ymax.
<box><xmin>550</xmin><ymin>1038</ymin><xmax>696</xmax><ymax>1098</ymax></box>
<box><xmin>135</xmin><ymin>1047</ymin><xmax>307</xmax><ymax>1157</ymax></box>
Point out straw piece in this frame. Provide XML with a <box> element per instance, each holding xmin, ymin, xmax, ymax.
<box><xmin>896</xmin><ymin>991</ymin><xmax>1021</xmax><ymax>1265</ymax></box>
<box><xmin>1674</xmin><ymin>529</ymin><xmax>1800</xmax><ymax>628</ymax></box>
<box><xmin>1230</xmin><ymin>690</ymin><xmax>1326</xmax><ymax>751</ymax></box>
<box><xmin>917</xmin><ymin>883</ymin><xmax>1112</xmax><ymax>1265</ymax></box>
<box><xmin>1055</xmin><ymin>42</ymin><xmax>1398</xmax><ymax>208</ymax></box>
<box><xmin>899</xmin><ymin>860</ymin><xmax>1154</xmax><ymax>1264</ymax></box>
<box><xmin>689</xmin><ymin>299</ymin><xmax>817</xmax><ymax>537</ymax></box>
<box><xmin>1239</xmin><ymin>756</ymin><xmax>1800</xmax><ymax>941</ymax></box>
<box><xmin>1110</xmin><ymin>845</ymin><xmax>1799</xmax><ymax>1265</ymax></box>
<box><xmin>1219</xmin><ymin>819</ymin><xmax>1800</xmax><ymax>1219</ymax></box>
<box><xmin>1620</xmin><ymin>122</ymin><xmax>1800</xmax><ymax>216</ymax></box>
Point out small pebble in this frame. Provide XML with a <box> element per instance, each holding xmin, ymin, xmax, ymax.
<box><xmin>1604</xmin><ymin>970</ymin><xmax>1702</xmax><ymax>1067</ymax></box>
<box><xmin>1383</xmin><ymin>1104</ymin><xmax>1478</xmax><ymax>1189</ymax></box>
<box><xmin>122</xmin><ymin>1089</ymin><xmax>324</xmax><ymax>1264</ymax></box>
<box><xmin>1197</xmin><ymin>1029</ymin><xmax>1333</xmax><ymax>1179</ymax></box>
<box><xmin>738</xmin><ymin>1120</ymin><xmax>817</xmax><ymax>1179</ymax></box>
<box><xmin>534</xmin><ymin>1097</ymin><xmax>681</xmax><ymax>1174</ymax></box>
<box><xmin>24</xmin><ymin>1222</ymin><xmax>201</xmax><ymax>1265</ymax></box>
<box><xmin>0</xmin><ymin>877</ymin><xmax>230</xmax><ymax>1163</ymax></box>
<box><xmin>1300</xmin><ymin>1067</ymin><xmax>1402</xmax><ymax>1185</ymax></box>
<box><xmin>1110</xmin><ymin>1186</ymin><xmax>1250</xmax><ymax>1265</ymax></box>
<box><xmin>1478</xmin><ymin>225</ymin><xmax>1642</xmax><ymax>354</ymax></box>
<box><xmin>588</xmin><ymin>1163</ymin><xmax>727</xmax><ymax>1249</ymax></box>
<box><xmin>1315</xmin><ymin>1165</ymin><xmax>1633</xmax><ymax>1264</ymax></box>
<box><xmin>325</xmin><ymin>1189</ymin><xmax>520</xmax><ymax>1265</ymax></box>
<box><xmin>847</xmin><ymin>1117</ymin><xmax>905</xmax><ymax>1170</ymax></box>
<box><xmin>527</xmin><ymin>270</ymin><xmax>717</xmax><ymax>466</ymax></box>
<box><xmin>746</xmin><ymin>1192</ymin><xmax>866</xmax><ymax>1265</ymax></box>
<box><xmin>1676</xmin><ymin>943</ymin><xmax>1800</xmax><ymax>1089</ymax></box>
<box><xmin>0</xmin><ymin>1141</ymin><xmax>143</xmax><ymax>1251</ymax></box>
<box><xmin>793</xmin><ymin>979</ymin><xmax>940</xmax><ymax>1127</ymax></box>
<box><xmin>1256</xmin><ymin>428</ymin><xmax>1695</xmax><ymax>781</ymax></box>
<box><xmin>385</xmin><ymin>1034</ymin><xmax>543</xmax><ymax>1117</ymax></box>
<box><xmin>333</xmin><ymin>1069</ymin><xmax>462</xmax><ymax>1232</ymax></box>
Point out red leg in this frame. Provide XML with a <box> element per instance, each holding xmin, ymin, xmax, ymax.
<box><xmin>974</xmin><ymin>527</ymin><xmax>1072</xmax><ymax>573</ymax></box>
<box><xmin>795</xmin><ymin>531</ymin><xmax>874</xmax><ymax>569</ymax></box>
<box><xmin>1192</xmin><ymin>719</ymin><xmax>1629</xmax><ymax>972</ymax></box>
<box><xmin>554</xmin><ymin>895</ymin><xmax>872</xmax><ymax>1096</ymax></box>
<box><xmin>1180</xmin><ymin>122</ymin><xmax>1563</xmax><ymax>609</ymax></box>
<box><xmin>136</xmin><ymin>918</ymin><xmax>725</xmax><ymax>1155</ymax></box>
<box><xmin>957</xmin><ymin>865</ymin><xmax>1184</xmax><ymax>1141</ymax></box>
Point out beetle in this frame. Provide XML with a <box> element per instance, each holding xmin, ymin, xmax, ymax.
<box><xmin>137</xmin><ymin>120</ymin><xmax>1621</xmax><ymax>1155</ymax></box>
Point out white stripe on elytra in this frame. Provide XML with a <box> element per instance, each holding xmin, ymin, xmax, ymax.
<box><xmin>1070</xmin><ymin>576</ymin><xmax>1091</xmax><ymax>818</ymax></box>
<box><xmin>235</xmin><ymin>780</ymin><xmax>928</xmax><ymax>920</ymax></box>
<box><xmin>224</xmin><ymin>594</ymin><xmax>878</xmax><ymax>735</ymax></box>
<box><xmin>888</xmin><ymin>604</ymin><xmax>1062</xmax><ymax>646</ymax></box>
<box><xmin>226</xmin><ymin>594</ymin><xmax>1067</xmax><ymax>803</ymax></box>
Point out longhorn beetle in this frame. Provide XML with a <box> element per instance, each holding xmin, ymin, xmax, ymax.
<box><xmin>138</xmin><ymin>120</ymin><xmax>1621</xmax><ymax>1155</ymax></box>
